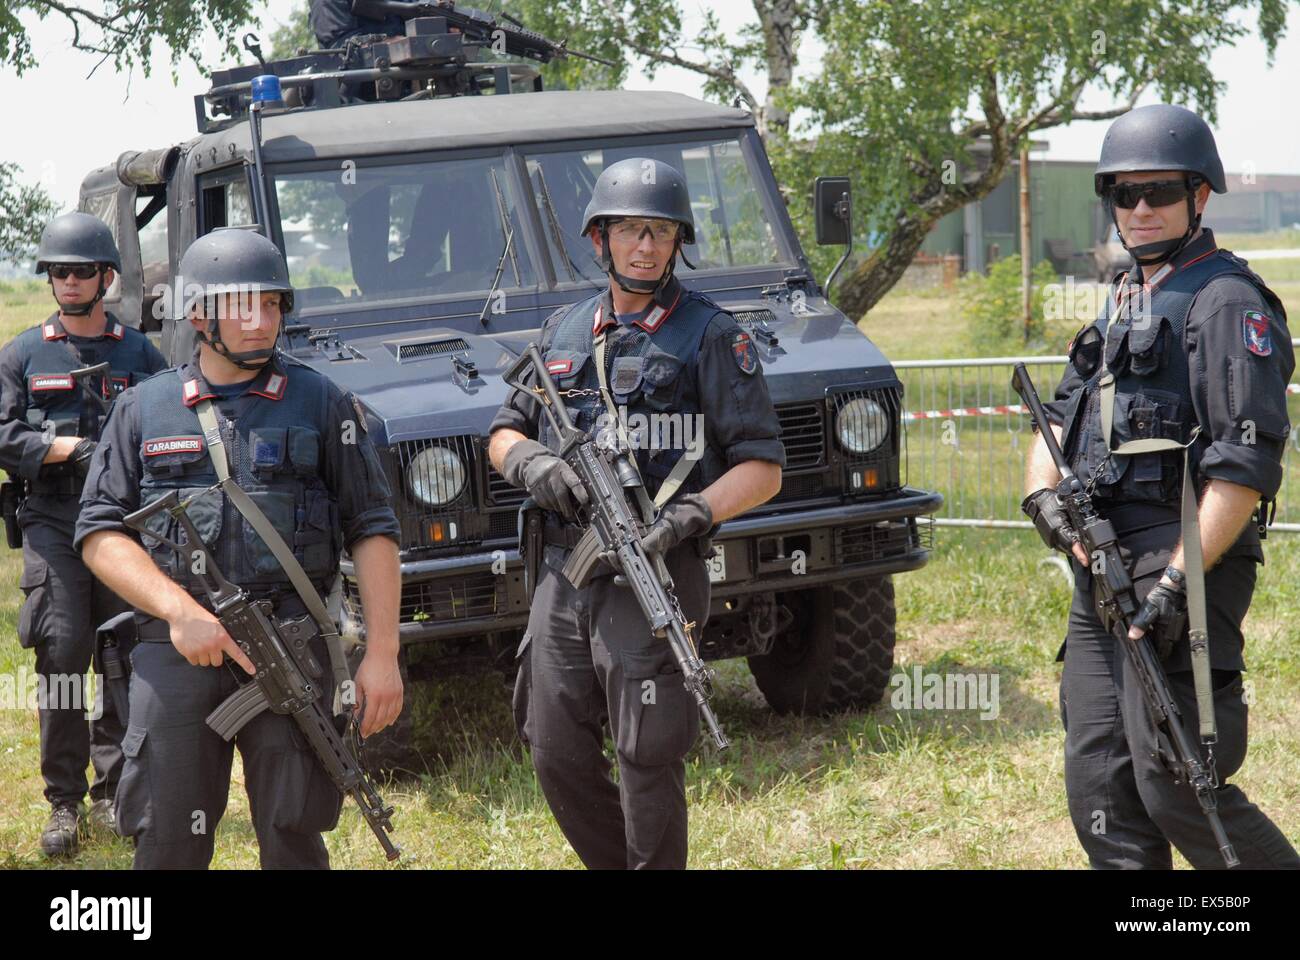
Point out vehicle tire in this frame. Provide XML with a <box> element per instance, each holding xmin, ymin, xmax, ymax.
<box><xmin>344</xmin><ymin>644</ymin><xmax>419</xmax><ymax>776</ymax></box>
<box><xmin>747</xmin><ymin>575</ymin><xmax>896</xmax><ymax>715</ymax></box>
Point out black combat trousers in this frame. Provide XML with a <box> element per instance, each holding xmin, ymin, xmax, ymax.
<box><xmin>116</xmin><ymin>627</ymin><xmax>344</xmax><ymax>869</ymax></box>
<box><xmin>18</xmin><ymin>502</ymin><xmax>127</xmax><ymax>807</ymax></box>
<box><xmin>514</xmin><ymin>540</ymin><xmax>709</xmax><ymax>870</ymax></box>
<box><xmin>1061</xmin><ymin>548</ymin><xmax>1300</xmax><ymax>869</ymax></box>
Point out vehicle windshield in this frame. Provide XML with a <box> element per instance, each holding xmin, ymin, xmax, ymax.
<box><xmin>272</xmin><ymin>154</ymin><xmax>535</xmax><ymax>312</ymax></box>
<box><xmin>271</xmin><ymin>135</ymin><xmax>786</xmax><ymax>313</ymax></box>
<box><xmin>525</xmin><ymin>136</ymin><xmax>787</xmax><ymax>284</ymax></box>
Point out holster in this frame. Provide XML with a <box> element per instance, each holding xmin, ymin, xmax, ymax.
<box><xmin>94</xmin><ymin>611</ymin><xmax>138</xmax><ymax>726</ymax></box>
<box><xmin>519</xmin><ymin>498</ymin><xmax>544</xmax><ymax>604</ymax></box>
<box><xmin>1</xmin><ymin>479</ymin><xmax>23</xmax><ymax>549</ymax></box>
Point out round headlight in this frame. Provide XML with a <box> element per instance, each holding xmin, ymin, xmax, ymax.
<box><xmin>836</xmin><ymin>397</ymin><xmax>889</xmax><ymax>454</ymax></box>
<box><xmin>406</xmin><ymin>446</ymin><xmax>466</xmax><ymax>507</ymax></box>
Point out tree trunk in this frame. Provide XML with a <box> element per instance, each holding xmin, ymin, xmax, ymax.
<box><xmin>832</xmin><ymin>215</ymin><xmax>935</xmax><ymax>322</ymax></box>
<box><xmin>753</xmin><ymin>0</ymin><xmax>800</xmax><ymax>141</ymax></box>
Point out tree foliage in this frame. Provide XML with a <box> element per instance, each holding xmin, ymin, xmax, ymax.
<box><xmin>1</xmin><ymin>1</ymin><xmax>258</xmax><ymax>77</ymax></box>
<box><xmin>0</xmin><ymin>162</ymin><xmax>61</xmax><ymax>265</ymax></box>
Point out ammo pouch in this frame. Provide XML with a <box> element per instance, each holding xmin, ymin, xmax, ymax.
<box><xmin>1</xmin><ymin>479</ymin><xmax>24</xmax><ymax>549</ymax></box>
<box><xmin>94</xmin><ymin>611</ymin><xmax>138</xmax><ymax>726</ymax></box>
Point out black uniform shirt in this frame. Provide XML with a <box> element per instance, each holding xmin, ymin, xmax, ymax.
<box><xmin>1047</xmin><ymin>229</ymin><xmax>1294</xmax><ymax>500</ymax></box>
<box><xmin>490</xmin><ymin>290</ymin><xmax>787</xmax><ymax>472</ymax></box>
<box><xmin>74</xmin><ymin>353</ymin><xmax>400</xmax><ymax>556</ymax></box>
<box><xmin>309</xmin><ymin>0</ymin><xmax>406</xmax><ymax>48</ymax></box>
<box><xmin>0</xmin><ymin>313</ymin><xmax>166</xmax><ymax>482</ymax></box>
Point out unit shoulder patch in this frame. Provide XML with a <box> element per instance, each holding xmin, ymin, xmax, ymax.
<box><xmin>730</xmin><ymin>330</ymin><xmax>758</xmax><ymax>375</ymax></box>
<box><xmin>1242</xmin><ymin>310</ymin><xmax>1272</xmax><ymax>357</ymax></box>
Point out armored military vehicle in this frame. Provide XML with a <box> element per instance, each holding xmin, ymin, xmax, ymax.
<box><xmin>74</xmin><ymin>7</ymin><xmax>941</xmax><ymax>730</ymax></box>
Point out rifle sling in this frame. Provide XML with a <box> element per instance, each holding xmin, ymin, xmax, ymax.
<box><xmin>195</xmin><ymin>399</ymin><xmax>350</xmax><ymax>716</ymax></box>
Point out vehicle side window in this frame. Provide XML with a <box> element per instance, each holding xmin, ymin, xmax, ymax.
<box><xmin>199</xmin><ymin>175</ymin><xmax>254</xmax><ymax>232</ymax></box>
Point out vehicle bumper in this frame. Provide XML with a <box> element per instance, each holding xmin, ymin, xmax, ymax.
<box><xmin>339</xmin><ymin>487</ymin><xmax>943</xmax><ymax>644</ymax></box>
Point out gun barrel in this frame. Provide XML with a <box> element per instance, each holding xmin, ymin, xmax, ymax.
<box><xmin>1011</xmin><ymin>362</ymin><xmax>1074</xmax><ymax>480</ymax></box>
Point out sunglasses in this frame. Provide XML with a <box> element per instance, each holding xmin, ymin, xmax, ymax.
<box><xmin>1105</xmin><ymin>179</ymin><xmax>1193</xmax><ymax>210</ymax></box>
<box><xmin>47</xmin><ymin>264</ymin><xmax>102</xmax><ymax>280</ymax></box>
<box><xmin>608</xmin><ymin>218</ymin><xmax>680</xmax><ymax>242</ymax></box>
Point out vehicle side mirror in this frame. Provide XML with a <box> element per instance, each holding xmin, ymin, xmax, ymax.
<box><xmin>814</xmin><ymin>177</ymin><xmax>852</xmax><ymax>246</ymax></box>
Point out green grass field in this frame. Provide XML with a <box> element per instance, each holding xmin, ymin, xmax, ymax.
<box><xmin>1</xmin><ymin>276</ymin><xmax>1296</xmax><ymax>869</ymax></box>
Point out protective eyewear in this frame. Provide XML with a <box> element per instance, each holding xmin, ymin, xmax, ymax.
<box><xmin>1105</xmin><ymin>179</ymin><xmax>1194</xmax><ymax>210</ymax></box>
<box><xmin>608</xmin><ymin>218</ymin><xmax>680</xmax><ymax>242</ymax></box>
<box><xmin>48</xmin><ymin>264</ymin><xmax>102</xmax><ymax>281</ymax></box>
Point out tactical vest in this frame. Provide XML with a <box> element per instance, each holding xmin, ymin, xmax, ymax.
<box><xmin>1059</xmin><ymin>250</ymin><xmax>1285</xmax><ymax>507</ymax></box>
<box><xmin>132</xmin><ymin>359</ymin><xmax>340</xmax><ymax>598</ymax></box>
<box><xmin>20</xmin><ymin>313</ymin><xmax>157</xmax><ymax>442</ymax></box>
<box><xmin>539</xmin><ymin>288</ymin><xmax>726</xmax><ymax>506</ymax></box>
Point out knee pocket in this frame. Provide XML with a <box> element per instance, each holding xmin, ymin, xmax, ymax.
<box><xmin>616</xmin><ymin>649</ymin><xmax>699</xmax><ymax>767</ymax></box>
<box><xmin>119</xmin><ymin>724</ymin><xmax>215</xmax><ymax>845</ymax></box>
<box><xmin>17</xmin><ymin>557</ymin><xmax>50</xmax><ymax>650</ymax></box>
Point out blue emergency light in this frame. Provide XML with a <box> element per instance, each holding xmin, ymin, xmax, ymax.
<box><xmin>251</xmin><ymin>74</ymin><xmax>283</xmax><ymax>104</ymax></box>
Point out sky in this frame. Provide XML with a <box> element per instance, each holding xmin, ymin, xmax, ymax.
<box><xmin>3</xmin><ymin>0</ymin><xmax>1299</xmax><ymax>213</ymax></box>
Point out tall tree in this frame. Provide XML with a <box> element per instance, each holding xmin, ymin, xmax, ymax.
<box><xmin>0</xmin><ymin>162</ymin><xmax>60</xmax><ymax>265</ymax></box>
<box><xmin>0</xmin><ymin>1</ymin><xmax>258</xmax><ymax>76</ymax></box>
<box><xmin>510</xmin><ymin>0</ymin><xmax>1295</xmax><ymax>320</ymax></box>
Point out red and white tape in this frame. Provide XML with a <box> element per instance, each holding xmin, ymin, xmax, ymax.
<box><xmin>904</xmin><ymin>385</ymin><xmax>1300</xmax><ymax>422</ymax></box>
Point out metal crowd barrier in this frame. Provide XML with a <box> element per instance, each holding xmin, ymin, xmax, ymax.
<box><xmin>894</xmin><ymin>348</ymin><xmax>1300</xmax><ymax>533</ymax></box>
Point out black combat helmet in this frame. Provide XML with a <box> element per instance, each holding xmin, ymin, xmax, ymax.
<box><xmin>177</xmin><ymin>228</ymin><xmax>295</xmax><ymax>369</ymax></box>
<box><xmin>1094</xmin><ymin>104</ymin><xmax>1226</xmax><ymax>266</ymax></box>
<box><xmin>35</xmin><ymin>211</ymin><xmax>123</xmax><ymax>274</ymax></box>
<box><xmin>581</xmin><ymin>157</ymin><xmax>696</xmax><ymax>295</ymax></box>
<box><xmin>35</xmin><ymin>212</ymin><xmax>123</xmax><ymax>317</ymax></box>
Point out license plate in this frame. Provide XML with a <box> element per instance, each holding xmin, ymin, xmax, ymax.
<box><xmin>706</xmin><ymin>544</ymin><xmax>726</xmax><ymax>583</ymax></box>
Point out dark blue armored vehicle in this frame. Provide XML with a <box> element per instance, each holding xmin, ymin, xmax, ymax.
<box><xmin>73</xmin><ymin>15</ymin><xmax>941</xmax><ymax>724</ymax></box>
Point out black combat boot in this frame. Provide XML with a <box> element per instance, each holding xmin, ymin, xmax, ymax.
<box><xmin>40</xmin><ymin>803</ymin><xmax>81</xmax><ymax>858</ymax></box>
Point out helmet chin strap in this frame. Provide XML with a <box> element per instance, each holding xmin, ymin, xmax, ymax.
<box><xmin>196</xmin><ymin>300</ymin><xmax>280</xmax><ymax>370</ymax></box>
<box><xmin>598</xmin><ymin>222</ymin><xmax>685</xmax><ymax>297</ymax></box>
<box><xmin>1110</xmin><ymin>178</ymin><xmax>1202</xmax><ymax>268</ymax></box>
<box><xmin>51</xmin><ymin>268</ymin><xmax>107</xmax><ymax>318</ymax></box>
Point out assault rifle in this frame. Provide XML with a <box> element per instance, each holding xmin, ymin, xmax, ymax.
<box><xmin>124</xmin><ymin>488</ymin><xmax>401</xmax><ymax>861</ymax></box>
<box><xmin>504</xmin><ymin>344</ymin><xmax>729</xmax><ymax>750</ymax></box>
<box><xmin>1011</xmin><ymin>362</ymin><xmax>1238</xmax><ymax>868</ymax></box>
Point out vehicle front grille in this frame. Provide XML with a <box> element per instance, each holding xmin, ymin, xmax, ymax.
<box><xmin>776</xmin><ymin>401</ymin><xmax>825</xmax><ymax>472</ymax></box>
<box><xmin>487</xmin><ymin>465</ymin><xmax>526</xmax><ymax>507</ymax></box>
<box><xmin>343</xmin><ymin>571</ymin><xmax>503</xmax><ymax>624</ymax></box>
<box><xmin>833</xmin><ymin>514</ymin><xmax>931</xmax><ymax>565</ymax></box>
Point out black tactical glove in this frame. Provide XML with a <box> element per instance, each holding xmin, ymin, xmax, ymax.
<box><xmin>602</xmin><ymin>493</ymin><xmax>714</xmax><ymax>571</ymax></box>
<box><xmin>68</xmin><ymin>438</ymin><xmax>98</xmax><ymax>479</ymax></box>
<box><xmin>1022</xmin><ymin>487</ymin><xmax>1080</xmax><ymax>556</ymax></box>
<box><xmin>502</xmin><ymin>438</ymin><xmax>589</xmax><ymax>522</ymax></box>
<box><xmin>1131</xmin><ymin>580</ymin><xmax>1188</xmax><ymax>660</ymax></box>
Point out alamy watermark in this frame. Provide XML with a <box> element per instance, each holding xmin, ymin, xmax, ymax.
<box><xmin>890</xmin><ymin>666</ymin><xmax>1000</xmax><ymax>720</ymax></box>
